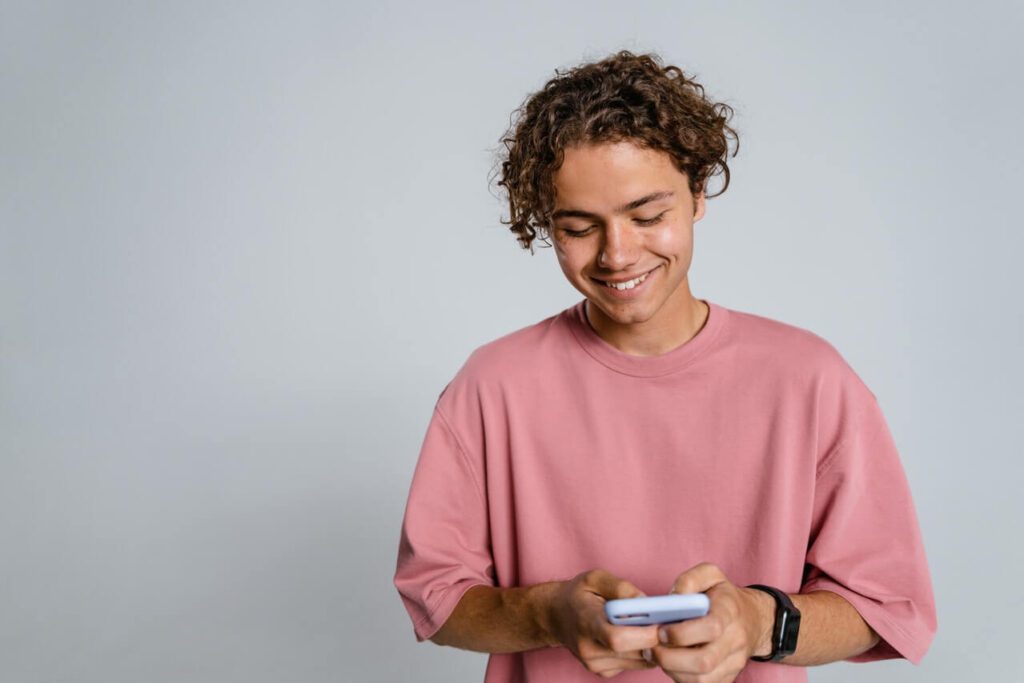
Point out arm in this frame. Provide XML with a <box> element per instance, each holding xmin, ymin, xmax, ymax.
<box><xmin>656</xmin><ymin>563</ymin><xmax>883</xmax><ymax>677</ymax></box>
<box><xmin>434</xmin><ymin>570</ymin><xmax>671</xmax><ymax>679</ymax></box>
<box><xmin>431</xmin><ymin>581</ymin><xmax>881</xmax><ymax>663</ymax></box>
<box><xmin>429</xmin><ymin>582</ymin><xmax>563</xmax><ymax>653</ymax></box>
<box><xmin>748</xmin><ymin>588</ymin><xmax>880</xmax><ymax>666</ymax></box>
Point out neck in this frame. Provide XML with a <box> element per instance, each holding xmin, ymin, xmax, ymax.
<box><xmin>585</xmin><ymin>292</ymin><xmax>709</xmax><ymax>357</ymax></box>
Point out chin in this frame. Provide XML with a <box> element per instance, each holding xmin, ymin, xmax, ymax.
<box><xmin>588</xmin><ymin>296</ymin><xmax>659</xmax><ymax>323</ymax></box>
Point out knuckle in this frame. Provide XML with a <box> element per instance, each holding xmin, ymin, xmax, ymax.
<box><xmin>727</xmin><ymin>656</ymin><xmax>746</xmax><ymax>676</ymax></box>
<box><xmin>696</xmin><ymin>653</ymin><xmax>715</xmax><ymax>674</ymax></box>
<box><xmin>709</xmin><ymin>620</ymin><xmax>724</xmax><ymax>640</ymax></box>
<box><xmin>700</xmin><ymin>561</ymin><xmax>722</xmax><ymax>576</ymax></box>
<box><xmin>725</xmin><ymin>594</ymin><xmax>741</xmax><ymax>614</ymax></box>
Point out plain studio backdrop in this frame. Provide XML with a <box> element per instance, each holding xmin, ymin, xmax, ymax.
<box><xmin>1</xmin><ymin>2</ymin><xmax>1021</xmax><ymax>681</ymax></box>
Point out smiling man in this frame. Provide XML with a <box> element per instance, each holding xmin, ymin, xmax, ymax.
<box><xmin>394</xmin><ymin>50</ymin><xmax>937</xmax><ymax>683</ymax></box>
<box><xmin>549</xmin><ymin>142</ymin><xmax>708</xmax><ymax>357</ymax></box>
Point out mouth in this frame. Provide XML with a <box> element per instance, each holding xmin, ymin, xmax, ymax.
<box><xmin>590</xmin><ymin>265</ymin><xmax>661</xmax><ymax>298</ymax></box>
<box><xmin>589</xmin><ymin>266</ymin><xmax>659</xmax><ymax>290</ymax></box>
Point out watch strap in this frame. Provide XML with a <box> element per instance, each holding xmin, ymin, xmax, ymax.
<box><xmin>746</xmin><ymin>584</ymin><xmax>801</xmax><ymax>662</ymax></box>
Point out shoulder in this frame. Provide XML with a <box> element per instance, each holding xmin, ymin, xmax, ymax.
<box><xmin>436</xmin><ymin>307</ymin><xmax>565</xmax><ymax>406</ymax></box>
<box><xmin>467</xmin><ymin>311</ymin><xmax>562</xmax><ymax>375</ymax></box>
<box><xmin>723</xmin><ymin>305</ymin><xmax>874</xmax><ymax>399</ymax></box>
<box><xmin>725</xmin><ymin>305</ymin><xmax>836</xmax><ymax>360</ymax></box>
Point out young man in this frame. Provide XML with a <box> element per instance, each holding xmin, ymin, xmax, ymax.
<box><xmin>394</xmin><ymin>50</ymin><xmax>936</xmax><ymax>682</ymax></box>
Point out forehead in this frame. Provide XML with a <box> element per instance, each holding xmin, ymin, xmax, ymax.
<box><xmin>552</xmin><ymin>140</ymin><xmax>683</xmax><ymax>207</ymax></box>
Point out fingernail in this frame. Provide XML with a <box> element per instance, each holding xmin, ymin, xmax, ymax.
<box><xmin>659</xmin><ymin>628</ymin><xmax>668</xmax><ymax>644</ymax></box>
<box><xmin>642</xmin><ymin>648</ymin><xmax>652</xmax><ymax>663</ymax></box>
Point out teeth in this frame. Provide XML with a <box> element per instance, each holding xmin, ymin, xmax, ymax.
<box><xmin>602</xmin><ymin>269</ymin><xmax>651</xmax><ymax>290</ymax></box>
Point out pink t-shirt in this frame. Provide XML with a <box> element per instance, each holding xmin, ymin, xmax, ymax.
<box><xmin>394</xmin><ymin>298</ymin><xmax>937</xmax><ymax>682</ymax></box>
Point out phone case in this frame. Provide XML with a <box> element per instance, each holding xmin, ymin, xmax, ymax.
<box><xmin>604</xmin><ymin>593</ymin><xmax>710</xmax><ymax>626</ymax></box>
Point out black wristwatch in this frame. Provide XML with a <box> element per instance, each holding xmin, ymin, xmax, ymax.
<box><xmin>746</xmin><ymin>584</ymin><xmax>801</xmax><ymax>662</ymax></box>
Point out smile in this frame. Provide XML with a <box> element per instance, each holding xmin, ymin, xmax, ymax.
<box><xmin>594</xmin><ymin>266</ymin><xmax>658</xmax><ymax>290</ymax></box>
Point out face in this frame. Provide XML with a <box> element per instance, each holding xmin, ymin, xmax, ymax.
<box><xmin>549</xmin><ymin>139</ymin><xmax>706</xmax><ymax>336</ymax></box>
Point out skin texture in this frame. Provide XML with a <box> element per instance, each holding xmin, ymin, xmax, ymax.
<box><xmin>549</xmin><ymin>139</ymin><xmax>709</xmax><ymax>357</ymax></box>
<box><xmin>430</xmin><ymin>565</ymin><xmax>881</xmax><ymax>680</ymax></box>
<box><xmin>647</xmin><ymin>563</ymin><xmax>881</xmax><ymax>681</ymax></box>
<box><xmin>429</xmin><ymin>139</ymin><xmax>882</xmax><ymax>678</ymax></box>
<box><xmin>547</xmin><ymin>570</ymin><xmax>662</xmax><ymax>677</ymax></box>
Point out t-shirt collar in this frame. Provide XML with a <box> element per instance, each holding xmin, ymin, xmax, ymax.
<box><xmin>563</xmin><ymin>297</ymin><xmax>728</xmax><ymax>377</ymax></box>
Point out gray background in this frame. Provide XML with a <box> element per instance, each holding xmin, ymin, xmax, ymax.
<box><xmin>2</xmin><ymin>1</ymin><xmax>1021</xmax><ymax>681</ymax></box>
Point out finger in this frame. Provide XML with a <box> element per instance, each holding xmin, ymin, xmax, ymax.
<box><xmin>592</xmin><ymin>654</ymin><xmax>658</xmax><ymax>677</ymax></box>
<box><xmin>584</xmin><ymin>641</ymin><xmax>652</xmax><ymax>661</ymax></box>
<box><xmin>594</xmin><ymin>619</ymin><xmax>660</xmax><ymax>653</ymax></box>
<box><xmin>592</xmin><ymin>651</ymin><xmax>653</xmax><ymax>665</ymax></box>
<box><xmin>668</xmin><ymin>562</ymin><xmax>726</xmax><ymax>596</ymax></box>
<box><xmin>652</xmin><ymin>637</ymin><xmax>730</xmax><ymax>677</ymax></box>
<box><xmin>658</xmin><ymin>614</ymin><xmax>723</xmax><ymax>648</ymax></box>
<box><xmin>587</xmin><ymin>569</ymin><xmax>647</xmax><ymax>600</ymax></box>
<box><xmin>660</xmin><ymin>583</ymin><xmax>737</xmax><ymax>648</ymax></box>
<box><xmin>582</xmin><ymin>571</ymin><xmax>659</xmax><ymax>652</ymax></box>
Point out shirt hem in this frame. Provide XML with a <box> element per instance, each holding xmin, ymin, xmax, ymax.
<box><xmin>801</xmin><ymin>579</ymin><xmax>932</xmax><ymax>665</ymax></box>
<box><xmin>412</xmin><ymin>579</ymin><xmax>494</xmax><ymax>643</ymax></box>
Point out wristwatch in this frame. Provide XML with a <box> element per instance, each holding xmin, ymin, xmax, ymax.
<box><xmin>746</xmin><ymin>584</ymin><xmax>801</xmax><ymax>662</ymax></box>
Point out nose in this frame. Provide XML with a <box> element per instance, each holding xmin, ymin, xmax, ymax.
<box><xmin>598</xmin><ymin>220</ymin><xmax>641</xmax><ymax>270</ymax></box>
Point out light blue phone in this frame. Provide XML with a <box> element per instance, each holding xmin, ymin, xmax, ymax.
<box><xmin>605</xmin><ymin>593</ymin><xmax>710</xmax><ymax>626</ymax></box>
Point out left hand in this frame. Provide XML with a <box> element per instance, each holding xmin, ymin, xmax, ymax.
<box><xmin>645</xmin><ymin>562</ymin><xmax>770</xmax><ymax>683</ymax></box>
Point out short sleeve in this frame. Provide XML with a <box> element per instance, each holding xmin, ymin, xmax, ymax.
<box><xmin>800</xmin><ymin>384</ymin><xmax>938</xmax><ymax>664</ymax></box>
<box><xmin>393</xmin><ymin>400</ymin><xmax>495</xmax><ymax>642</ymax></box>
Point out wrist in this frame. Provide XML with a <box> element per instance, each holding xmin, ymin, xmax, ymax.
<box><xmin>745</xmin><ymin>586</ymin><xmax>776</xmax><ymax>658</ymax></box>
<box><xmin>526</xmin><ymin>580</ymin><xmax>566</xmax><ymax>649</ymax></box>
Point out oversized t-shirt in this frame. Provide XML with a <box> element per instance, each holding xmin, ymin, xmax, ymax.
<box><xmin>393</xmin><ymin>298</ymin><xmax>937</xmax><ymax>682</ymax></box>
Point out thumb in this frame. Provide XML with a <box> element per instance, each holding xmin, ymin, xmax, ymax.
<box><xmin>668</xmin><ymin>562</ymin><xmax>726</xmax><ymax>595</ymax></box>
<box><xmin>590</xmin><ymin>570</ymin><xmax>647</xmax><ymax>600</ymax></box>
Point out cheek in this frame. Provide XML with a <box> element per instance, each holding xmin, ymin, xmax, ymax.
<box><xmin>553</xmin><ymin>247</ymin><xmax>580</xmax><ymax>276</ymax></box>
<box><xmin>552</xmin><ymin>240</ymin><xmax>569</xmax><ymax>262</ymax></box>
<box><xmin>650</xmin><ymin>224</ymin><xmax>692</xmax><ymax>252</ymax></box>
<box><xmin>554</xmin><ymin>240</ymin><xmax>587</xmax><ymax>266</ymax></box>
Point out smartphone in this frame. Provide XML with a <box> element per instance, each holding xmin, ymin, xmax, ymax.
<box><xmin>605</xmin><ymin>593</ymin><xmax>710</xmax><ymax>626</ymax></box>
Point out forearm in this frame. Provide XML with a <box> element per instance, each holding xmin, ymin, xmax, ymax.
<box><xmin>429</xmin><ymin>582</ymin><xmax>563</xmax><ymax>653</ymax></box>
<box><xmin>750</xmin><ymin>589</ymin><xmax>881</xmax><ymax>666</ymax></box>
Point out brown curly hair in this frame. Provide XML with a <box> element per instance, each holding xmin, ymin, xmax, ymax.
<box><xmin>490</xmin><ymin>50</ymin><xmax>740</xmax><ymax>253</ymax></box>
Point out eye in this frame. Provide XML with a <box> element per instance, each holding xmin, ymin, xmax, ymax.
<box><xmin>561</xmin><ymin>210</ymin><xmax>668</xmax><ymax>237</ymax></box>
<box><xmin>635</xmin><ymin>211</ymin><xmax>668</xmax><ymax>226</ymax></box>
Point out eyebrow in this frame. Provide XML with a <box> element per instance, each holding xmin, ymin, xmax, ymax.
<box><xmin>550</xmin><ymin>191</ymin><xmax>675</xmax><ymax>221</ymax></box>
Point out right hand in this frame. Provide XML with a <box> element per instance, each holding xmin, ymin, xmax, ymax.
<box><xmin>548</xmin><ymin>569</ymin><xmax>661</xmax><ymax>678</ymax></box>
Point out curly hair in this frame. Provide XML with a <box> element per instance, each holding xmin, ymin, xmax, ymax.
<box><xmin>490</xmin><ymin>50</ymin><xmax>740</xmax><ymax>253</ymax></box>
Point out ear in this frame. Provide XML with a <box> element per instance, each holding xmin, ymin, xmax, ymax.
<box><xmin>692</xmin><ymin>191</ymin><xmax>706</xmax><ymax>222</ymax></box>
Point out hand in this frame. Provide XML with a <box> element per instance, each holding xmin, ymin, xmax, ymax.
<box><xmin>648</xmin><ymin>562</ymin><xmax>771</xmax><ymax>683</ymax></box>
<box><xmin>548</xmin><ymin>569</ymin><xmax>661</xmax><ymax>678</ymax></box>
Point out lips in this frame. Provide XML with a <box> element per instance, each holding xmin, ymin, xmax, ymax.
<box><xmin>591</xmin><ymin>265</ymin><xmax>659</xmax><ymax>286</ymax></box>
<box><xmin>589</xmin><ymin>264</ymin><xmax>661</xmax><ymax>299</ymax></box>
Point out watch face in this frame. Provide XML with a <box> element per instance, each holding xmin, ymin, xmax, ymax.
<box><xmin>745</xmin><ymin>585</ymin><xmax>801</xmax><ymax>661</ymax></box>
<box><xmin>779</xmin><ymin>610</ymin><xmax>801</xmax><ymax>655</ymax></box>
